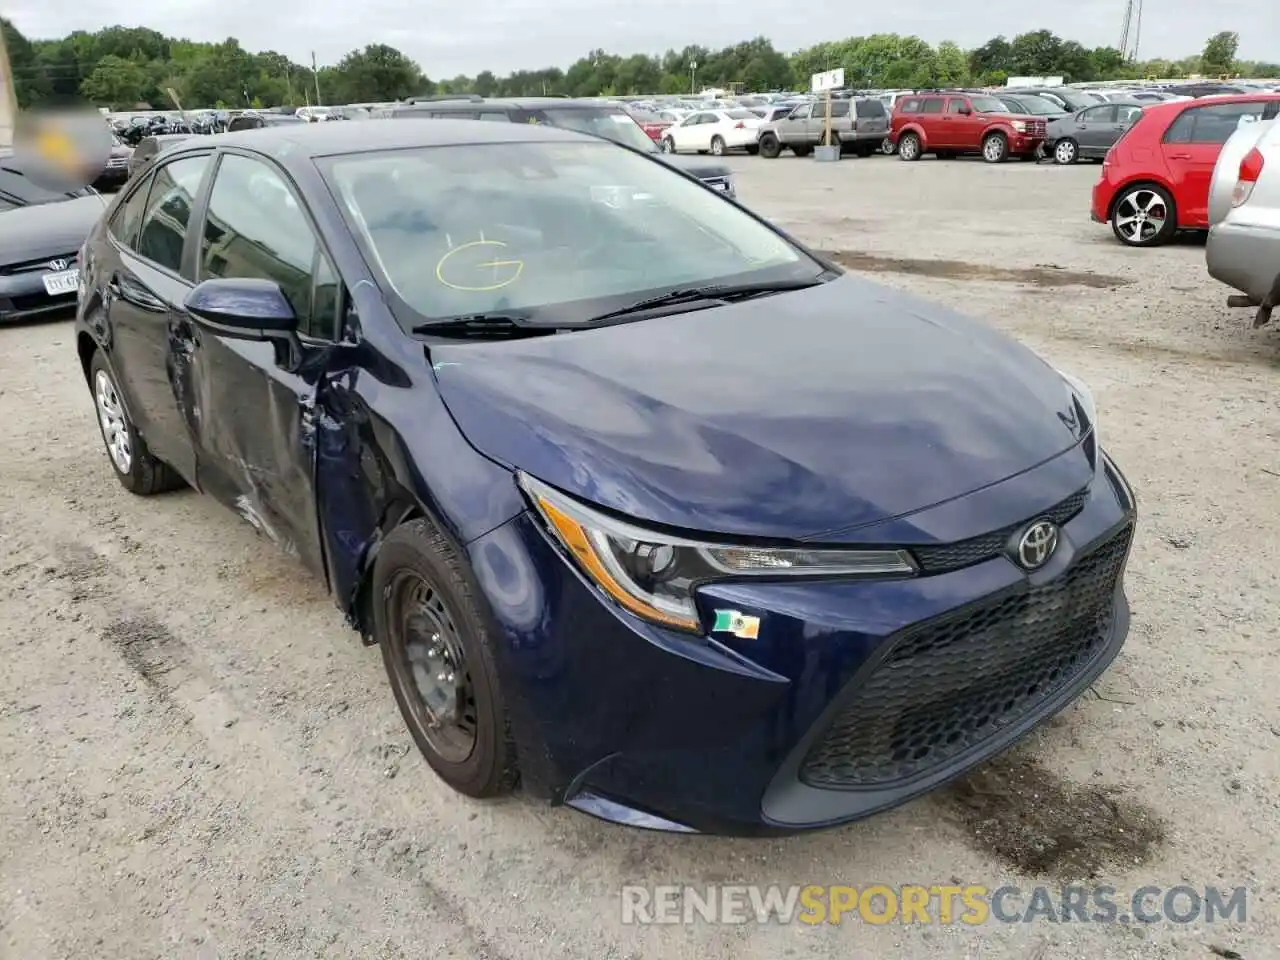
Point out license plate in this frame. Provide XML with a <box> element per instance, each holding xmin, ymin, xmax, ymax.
<box><xmin>711</xmin><ymin>181</ymin><xmax>728</xmax><ymax>191</ymax></box>
<box><xmin>43</xmin><ymin>270</ymin><xmax>78</xmax><ymax>296</ymax></box>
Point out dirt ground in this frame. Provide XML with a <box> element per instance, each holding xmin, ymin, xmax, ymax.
<box><xmin>2</xmin><ymin>154</ymin><xmax>1278</xmax><ymax>960</ymax></box>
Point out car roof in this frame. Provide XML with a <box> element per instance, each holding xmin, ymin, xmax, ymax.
<box><xmin>181</xmin><ymin>118</ymin><xmax>594</xmax><ymax>160</ymax></box>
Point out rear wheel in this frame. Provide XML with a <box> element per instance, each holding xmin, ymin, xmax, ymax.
<box><xmin>661</xmin><ymin>136</ymin><xmax>675</xmax><ymax>153</ymax></box>
<box><xmin>982</xmin><ymin>133</ymin><xmax>1009</xmax><ymax>163</ymax></box>
<box><xmin>374</xmin><ymin>518</ymin><xmax>518</xmax><ymax>798</ymax></box>
<box><xmin>89</xmin><ymin>352</ymin><xmax>184</xmax><ymax>496</ymax></box>
<box><xmin>744</xmin><ymin>144</ymin><xmax>759</xmax><ymax>156</ymax></box>
<box><xmin>710</xmin><ymin>135</ymin><xmax>727</xmax><ymax>156</ymax></box>
<box><xmin>758</xmin><ymin>133</ymin><xmax>781</xmax><ymax>159</ymax></box>
<box><xmin>881</xmin><ymin>137</ymin><xmax>897</xmax><ymax>155</ymax></box>
<box><xmin>791</xmin><ymin>144</ymin><xmax>812</xmax><ymax>157</ymax></box>
<box><xmin>1054</xmin><ymin>139</ymin><xmax>1079</xmax><ymax>164</ymax></box>
<box><xmin>1110</xmin><ymin>184</ymin><xmax>1177</xmax><ymax>247</ymax></box>
<box><xmin>897</xmin><ymin>132</ymin><xmax>921</xmax><ymax>161</ymax></box>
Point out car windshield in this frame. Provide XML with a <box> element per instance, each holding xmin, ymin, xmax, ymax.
<box><xmin>322</xmin><ymin>140</ymin><xmax>819</xmax><ymax>329</ymax></box>
<box><xmin>0</xmin><ymin>158</ymin><xmax>92</xmax><ymax>208</ymax></box>
<box><xmin>534</xmin><ymin>108</ymin><xmax>657</xmax><ymax>153</ymax></box>
<box><xmin>970</xmin><ymin>96</ymin><xmax>1011</xmax><ymax>113</ymax></box>
<box><xmin>1059</xmin><ymin>91</ymin><xmax>1102</xmax><ymax>109</ymax></box>
<box><xmin>1008</xmin><ymin>96</ymin><xmax>1059</xmax><ymax>115</ymax></box>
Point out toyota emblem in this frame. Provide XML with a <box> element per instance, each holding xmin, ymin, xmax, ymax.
<box><xmin>1015</xmin><ymin>520</ymin><xmax>1060</xmax><ymax>570</ymax></box>
<box><xmin>47</xmin><ymin>258</ymin><xmax>69</xmax><ymax>272</ymax></box>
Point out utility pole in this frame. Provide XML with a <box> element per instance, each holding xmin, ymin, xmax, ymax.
<box><xmin>0</xmin><ymin>28</ymin><xmax>16</xmax><ymax>149</ymax></box>
<box><xmin>285</xmin><ymin>64</ymin><xmax>295</xmax><ymax>105</ymax></box>
<box><xmin>311</xmin><ymin>51</ymin><xmax>322</xmax><ymax>106</ymax></box>
<box><xmin>690</xmin><ymin>60</ymin><xmax>698</xmax><ymax>95</ymax></box>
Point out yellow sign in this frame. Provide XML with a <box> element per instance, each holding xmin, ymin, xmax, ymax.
<box><xmin>435</xmin><ymin>239</ymin><xmax>524</xmax><ymax>292</ymax></box>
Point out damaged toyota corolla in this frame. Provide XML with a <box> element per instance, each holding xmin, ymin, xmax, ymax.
<box><xmin>74</xmin><ymin>119</ymin><xmax>1136</xmax><ymax>836</ymax></box>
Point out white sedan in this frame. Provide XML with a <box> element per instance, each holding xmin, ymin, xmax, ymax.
<box><xmin>660</xmin><ymin>109</ymin><xmax>764</xmax><ymax>156</ymax></box>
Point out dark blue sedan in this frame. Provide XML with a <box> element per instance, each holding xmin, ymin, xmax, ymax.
<box><xmin>73</xmin><ymin>119</ymin><xmax>1136</xmax><ymax>835</ymax></box>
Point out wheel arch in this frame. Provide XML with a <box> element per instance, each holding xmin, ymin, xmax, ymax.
<box><xmin>1107</xmin><ymin>177</ymin><xmax>1177</xmax><ymax>223</ymax></box>
<box><xmin>897</xmin><ymin>123</ymin><xmax>927</xmax><ymax>148</ymax></box>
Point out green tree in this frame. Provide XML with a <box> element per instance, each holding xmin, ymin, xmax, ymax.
<box><xmin>331</xmin><ymin>44</ymin><xmax>423</xmax><ymax>102</ymax></box>
<box><xmin>2</xmin><ymin>18</ymin><xmax>52</xmax><ymax>106</ymax></box>
<box><xmin>79</xmin><ymin>53</ymin><xmax>148</xmax><ymax>107</ymax></box>
<box><xmin>933</xmin><ymin>41</ymin><xmax>970</xmax><ymax>86</ymax></box>
<box><xmin>1201</xmin><ymin>31</ymin><xmax>1239</xmax><ymax>76</ymax></box>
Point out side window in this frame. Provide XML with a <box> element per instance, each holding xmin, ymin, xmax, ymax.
<box><xmin>789</xmin><ymin>104</ymin><xmax>812</xmax><ymax>120</ymax></box>
<box><xmin>1170</xmin><ymin>103</ymin><xmax>1268</xmax><ymax>145</ymax></box>
<box><xmin>475</xmin><ymin>110</ymin><xmax>511</xmax><ymax>122</ymax></box>
<box><xmin>900</xmin><ymin>98</ymin><xmax>921</xmax><ymax>113</ymax></box>
<box><xmin>921</xmin><ymin>98</ymin><xmax>945</xmax><ymax>114</ymax></box>
<box><xmin>829</xmin><ymin>101</ymin><xmax>850</xmax><ymax>118</ymax></box>
<box><xmin>1117</xmin><ymin>105</ymin><xmax>1143</xmax><ymax>124</ymax></box>
<box><xmin>1084</xmin><ymin>105</ymin><xmax>1117</xmax><ymax>123</ymax></box>
<box><xmin>1164</xmin><ymin>109</ymin><xmax>1196</xmax><ymax>143</ymax></box>
<box><xmin>135</xmin><ymin>154</ymin><xmax>211</xmax><ymax>273</ymax></box>
<box><xmin>199</xmin><ymin>154</ymin><xmax>339</xmax><ymax>340</ymax></box>
<box><xmin>946</xmin><ymin>99</ymin><xmax>967</xmax><ymax>114</ymax></box>
<box><xmin>108</xmin><ymin>173</ymin><xmax>155</xmax><ymax>248</ymax></box>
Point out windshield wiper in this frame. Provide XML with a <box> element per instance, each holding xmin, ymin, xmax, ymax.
<box><xmin>411</xmin><ymin>313</ymin><xmax>561</xmax><ymax>340</ymax></box>
<box><xmin>587</xmin><ymin>277</ymin><xmax>827</xmax><ymax>324</ymax></box>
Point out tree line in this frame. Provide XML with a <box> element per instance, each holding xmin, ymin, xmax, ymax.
<box><xmin>2</xmin><ymin>19</ymin><xmax>1274</xmax><ymax>112</ymax></box>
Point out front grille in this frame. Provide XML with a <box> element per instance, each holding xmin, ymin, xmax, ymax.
<box><xmin>800</xmin><ymin>523</ymin><xmax>1132</xmax><ymax>789</ymax></box>
<box><xmin>1029</xmin><ymin>119</ymin><xmax>1047</xmax><ymax>137</ymax></box>
<box><xmin>912</xmin><ymin>488</ymin><xmax>1089</xmax><ymax>574</ymax></box>
<box><xmin>0</xmin><ymin>253</ymin><xmax>77</xmax><ymax>277</ymax></box>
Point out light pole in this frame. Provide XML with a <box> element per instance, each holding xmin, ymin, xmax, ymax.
<box><xmin>690</xmin><ymin>60</ymin><xmax>698</xmax><ymax>94</ymax></box>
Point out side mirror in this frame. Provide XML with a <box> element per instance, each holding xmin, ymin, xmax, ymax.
<box><xmin>184</xmin><ymin>277</ymin><xmax>297</xmax><ymax>340</ymax></box>
<box><xmin>958</xmin><ymin>106</ymin><xmax>972</xmax><ymax>115</ymax></box>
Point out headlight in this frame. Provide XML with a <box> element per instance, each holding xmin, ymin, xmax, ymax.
<box><xmin>519</xmin><ymin>474</ymin><xmax>915</xmax><ymax>633</ymax></box>
<box><xmin>1011</xmin><ymin>120</ymin><xmax>1028</xmax><ymax>133</ymax></box>
<box><xmin>1058</xmin><ymin>369</ymin><xmax>1099</xmax><ymax>448</ymax></box>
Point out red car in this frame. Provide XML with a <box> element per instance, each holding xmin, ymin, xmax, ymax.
<box><xmin>1091</xmin><ymin>94</ymin><xmax>1280</xmax><ymax>247</ymax></box>
<box><xmin>890</xmin><ymin>91</ymin><xmax>1047</xmax><ymax>163</ymax></box>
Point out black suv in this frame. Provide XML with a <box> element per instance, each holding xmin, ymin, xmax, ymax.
<box><xmin>389</xmin><ymin>96</ymin><xmax>736</xmax><ymax>197</ymax></box>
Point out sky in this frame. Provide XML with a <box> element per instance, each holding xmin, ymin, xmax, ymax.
<box><xmin>5</xmin><ymin>0</ymin><xmax>1277</xmax><ymax>77</ymax></box>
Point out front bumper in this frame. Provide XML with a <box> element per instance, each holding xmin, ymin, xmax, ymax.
<box><xmin>467</xmin><ymin>453</ymin><xmax>1136</xmax><ymax>836</ymax></box>
<box><xmin>1008</xmin><ymin>134</ymin><xmax>1044</xmax><ymax>154</ymax></box>
<box><xmin>0</xmin><ymin>262</ymin><xmax>80</xmax><ymax>323</ymax></box>
<box><xmin>1207</xmin><ymin>219</ymin><xmax>1280</xmax><ymax>303</ymax></box>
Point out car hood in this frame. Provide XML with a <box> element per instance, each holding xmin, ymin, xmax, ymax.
<box><xmin>0</xmin><ymin>194</ymin><xmax>106</xmax><ymax>265</ymax></box>
<box><xmin>431</xmin><ymin>275</ymin><xmax>1082</xmax><ymax>541</ymax></box>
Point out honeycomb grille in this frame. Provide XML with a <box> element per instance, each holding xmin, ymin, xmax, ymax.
<box><xmin>800</xmin><ymin>524</ymin><xmax>1132</xmax><ymax>790</ymax></box>
<box><xmin>912</xmin><ymin>488</ymin><xmax>1089</xmax><ymax>574</ymax></box>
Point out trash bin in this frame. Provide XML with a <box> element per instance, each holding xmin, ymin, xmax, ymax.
<box><xmin>814</xmin><ymin>144</ymin><xmax>841</xmax><ymax>162</ymax></box>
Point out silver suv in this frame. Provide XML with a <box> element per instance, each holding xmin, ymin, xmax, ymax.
<box><xmin>756</xmin><ymin>98</ymin><xmax>890</xmax><ymax>158</ymax></box>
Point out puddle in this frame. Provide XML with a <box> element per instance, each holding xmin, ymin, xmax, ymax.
<box><xmin>941</xmin><ymin>751</ymin><xmax>1166</xmax><ymax>879</ymax></box>
<box><xmin>824</xmin><ymin>250</ymin><xmax>1130</xmax><ymax>289</ymax></box>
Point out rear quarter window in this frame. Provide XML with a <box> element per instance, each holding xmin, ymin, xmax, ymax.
<box><xmin>899</xmin><ymin>98</ymin><xmax>921</xmax><ymax>113</ymax></box>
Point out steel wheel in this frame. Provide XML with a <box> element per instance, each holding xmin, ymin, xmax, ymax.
<box><xmin>982</xmin><ymin>133</ymin><xmax>1008</xmax><ymax>163</ymax></box>
<box><xmin>898</xmin><ymin>134</ymin><xmax>920</xmax><ymax>161</ymax></box>
<box><xmin>881</xmin><ymin>137</ymin><xmax>897</xmax><ymax>155</ymax></box>
<box><xmin>94</xmin><ymin>369</ymin><xmax>132</xmax><ymax>474</ymax></box>
<box><xmin>1112</xmin><ymin>186</ymin><xmax>1174</xmax><ymax>246</ymax></box>
<box><xmin>710</xmin><ymin>135</ymin><xmax>726</xmax><ymax>156</ymax></box>
<box><xmin>661</xmin><ymin>137</ymin><xmax>675</xmax><ymax>153</ymax></box>
<box><xmin>1054</xmin><ymin>139</ymin><xmax>1078</xmax><ymax>164</ymax></box>
<box><xmin>386</xmin><ymin>571</ymin><xmax>478</xmax><ymax>764</ymax></box>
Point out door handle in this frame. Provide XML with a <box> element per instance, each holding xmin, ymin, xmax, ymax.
<box><xmin>1169</xmin><ymin>153</ymin><xmax>1193</xmax><ymax>160</ymax></box>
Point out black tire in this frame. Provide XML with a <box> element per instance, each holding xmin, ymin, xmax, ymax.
<box><xmin>791</xmin><ymin>144</ymin><xmax>812</xmax><ymax>157</ymax></box>
<box><xmin>881</xmin><ymin>137</ymin><xmax>897</xmax><ymax>155</ymax></box>
<box><xmin>710</xmin><ymin>135</ymin><xmax>727</xmax><ymax>156</ymax></box>
<box><xmin>758</xmin><ymin>134</ymin><xmax>781</xmax><ymax>159</ymax></box>
<box><xmin>88</xmin><ymin>350</ymin><xmax>184</xmax><ymax>496</ymax></box>
<box><xmin>982</xmin><ymin>132</ymin><xmax>1009</xmax><ymax>163</ymax></box>
<box><xmin>1053</xmin><ymin>139</ymin><xmax>1079</xmax><ymax>164</ymax></box>
<box><xmin>897</xmin><ymin>132</ymin><xmax>921</xmax><ymax>161</ymax></box>
<box><xmin>661</xmin><ymin>136</ymin><xmax>675</xmax><ymax>154</ymax></box>
<box><xmin>1110</xmin><ymin>183</ymin><xmax>1177</xmax><ymax>247</ymax></box>
<box><xmin>856</xmin><ymin>142</ymin><xmax>875</xmax><ymax>158</ymax></box>
<box><xmin>744</xmin><ymin>144</ymin><xmax>759</xmax><ymax>156</ymax></box>
<box><xmin>373</xmin><ymin>517</ymin><xmax>518</xmax><ymax>798</ymax></box>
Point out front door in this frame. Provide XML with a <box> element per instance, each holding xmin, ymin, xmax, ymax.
<box><xmin>1075</xmin><ymin>105</ymin><xmax>1117</xmax><ymax>157</ymax></box>
<box><xmin>178</xmin><ymin>151</ymin><xmax>336</xmax><ymax>577</ymax></box>
<box><xmin>102</xmin><ymin>152</ymin><xmax>213</xmax><ymax>481</ymax></box>
<box><xmin>1159</xmin><ymin>101</ymin><xmax>1271</xmax><ymax>228</ymax></box>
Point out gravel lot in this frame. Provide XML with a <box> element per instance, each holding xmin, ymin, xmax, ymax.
<box><xmin>2</xmin><ymin>154</ymin><xmax>1278</xmax><ymax>960</ymax></box>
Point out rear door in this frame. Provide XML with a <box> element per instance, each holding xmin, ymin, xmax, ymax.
<box><xmin>101</xmin><ymin>152</ymin><xmax>213</xmax><ymax>481</ymax></box>
<box><xmin>1161</xmin><ymin>100</ymin><xmax>1278</xmax><ymax>227</ymax></box>
<box><xmin>179</xmin><ymin>150</ymin><xmax>336</xmax><ymax>577</ymax></box>
<box><xmin>918</xmin><ymin>97</ymin><xmax>947</xmax><ymax>146</ymax></box>
<box><xmin>1076</xmin><ymin>104</ymin><xmax>1118</xmax><ymax>156</ymax></box>
<box><xmin>854</xmin><ymin>99</ymin><xmax>889</xmax><ymax>141</ymax></box>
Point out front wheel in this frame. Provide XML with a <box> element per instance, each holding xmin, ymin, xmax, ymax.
<box><xmin>89</xmin><ymin>351</ymin><xmax>184</xmax><ymax>495</ymax></box>
<box><xmin>1054</xmin><ymin>139</ymin><xmax>1079</xmax><ymax>164</ymax></box>
<box><xmin>758</xmin><ymin>134</ymin><xmax>781</xmax><ymax>159</ymax></box>
<box><xmin>881</xmin><ymin>137</ymin><xmax>897</xmax><ymax>155</ymax></box>
<box><xmin>897</xmin><ymin>132</ymin><xmax>921</xmax><ymax>161</ymax></box>
<box><xmin>710</xmin><ymin>135</ymin><xmax>727</xmax><ymax>156</ymax></box>
<box><xmin>373</xmin><ymin>518</ymin><xmax>518</xmax><ymax>799</ymax></box>
<box><xmin>661</xmin><ymin>137</ymin><xmax>675</xmax><ymax>153</ymax></box>
<box><xmin>1110</xmin><ymin>184</ymin><xmax>1176</xmax><ymax>247</ymax></box>
<box><xmin>982</xmin><ymin>133</ymin><xmax>1009</xmax><ymax>163</ymax></box>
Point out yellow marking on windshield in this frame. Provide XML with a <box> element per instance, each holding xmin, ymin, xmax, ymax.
<box><xmin>436</xmin><ymin>239</ymin><xmax>525</xmax><ymax>292</ymax></box>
